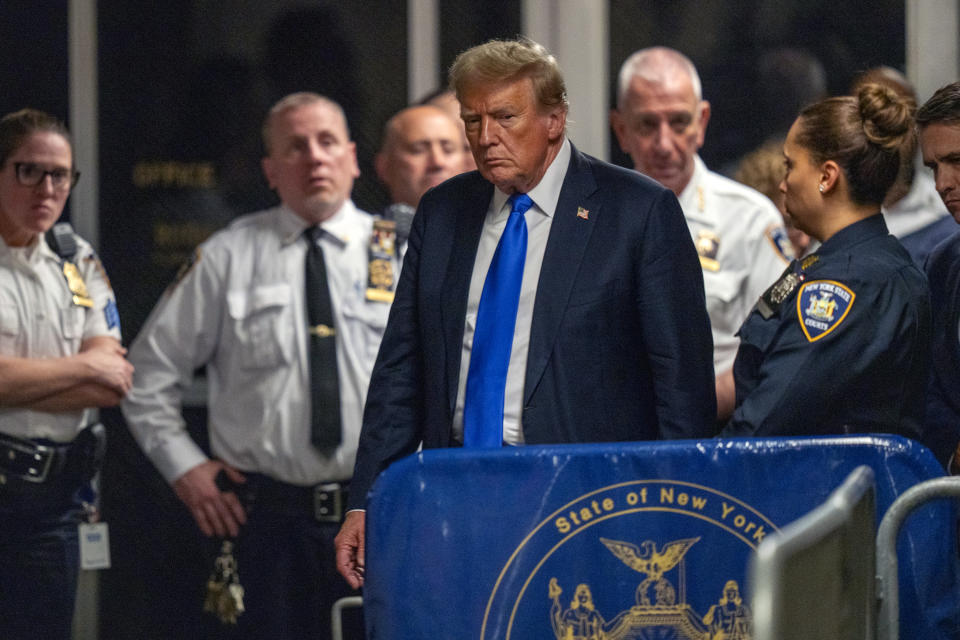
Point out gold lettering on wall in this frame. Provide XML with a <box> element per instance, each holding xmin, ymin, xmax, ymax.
<box><xmin>132</xmin><ymin>161</ymin><xmax>217</xmax><ymax>189</ymax></box>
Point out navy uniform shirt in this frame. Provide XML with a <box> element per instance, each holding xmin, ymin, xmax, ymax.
<box><xmin>724</xmin><ymin>214</ymin><xmax>930</xmax><ymax>439</ymax></box>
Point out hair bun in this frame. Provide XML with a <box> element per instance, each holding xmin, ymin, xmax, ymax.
<box><xmin>857</xmin><ymin>82</ymin><xmax>915</xmax><ymax>152</ymax></box>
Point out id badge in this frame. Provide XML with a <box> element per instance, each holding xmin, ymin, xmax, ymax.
<box><xmin>79</xmin><ymin>522</ymin><xmax>111</xmax><ymax>570</ymax></box>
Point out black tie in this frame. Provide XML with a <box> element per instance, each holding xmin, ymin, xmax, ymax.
<box><xmin>304</xmin><ymin>226</ymin><xmax>342</xmax><ymax>450</ymax></box>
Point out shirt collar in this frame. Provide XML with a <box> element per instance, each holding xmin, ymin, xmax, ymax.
<box><xmin>814</xmin><ymin>213</ymin><xmax>889</xmax><ymax>256</ymax></box>
<box><xmin>490</xmin><ymin>137</ymin><xmax>571</xmax><ymax>221</ymax></box>
<box><xmin>0</xmin><ymin>232</ymin><xmax>56</xmax><ymax>265</ymax></box>
<box><xmin>677</xmin><ymin>155</ymin><xmax>708</xmax><ymax>213</ymax></box>
<box><xmin>278</xmin><ymin>200</ymin><xmax>357</xmax><ymax>248</ymax></box>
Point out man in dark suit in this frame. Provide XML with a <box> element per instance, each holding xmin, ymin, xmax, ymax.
<box><xmin>916</xmin><ymin>81</ymin><xmax>960</xmax><ymax>470</ymax></box>
<box><xmin>335</xmin><ymin>38</ymin><xmax>716</xmax><ymax>587</ymax></box>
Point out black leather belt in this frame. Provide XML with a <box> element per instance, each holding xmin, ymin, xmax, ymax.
<box><xmin>0</xmin><ymin>424</ymin><xmax>105</xmax><ymax>486</ymax></box>
<box><xmin>239</xmin><ymin>473</ymin><xmax>349</xmax><ymax>524</ymax></box>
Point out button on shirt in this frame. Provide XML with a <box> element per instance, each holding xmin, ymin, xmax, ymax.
<box><xmin>123</xmin><ymin>202</ymin><xmax>392</xmax><ymax>485</ymax></box>
<box><xmin>0</xmin><ymin>234</ymin><xmax>121</xmax><ymax>441</ymax></box>
<box><xmin>678</xmin><ymin>155</ymin><xmax>791</xmax><ymax>373</ymax></box>
<box><xmin>453</xmin><ymin>139</ymin><xmax>571</xmax><ymax>445</ymax></box>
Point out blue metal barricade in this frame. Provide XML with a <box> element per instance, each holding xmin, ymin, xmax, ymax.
<box><xmin>362</xmin><ymin>436</ymin><xmax>958</xmax><ymax>639</ymax></box>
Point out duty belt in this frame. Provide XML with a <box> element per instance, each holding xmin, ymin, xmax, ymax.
<box><xmin>229</xmin><ymin>472</ymin><xmax>349</xmax><ymax>523</ymax></box>
<box><xmin>0</xmin><ymin>424</ymin><xmax>105</xmax><ymax>485</ymax></box>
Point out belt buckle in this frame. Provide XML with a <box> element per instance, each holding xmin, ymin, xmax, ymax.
<box><xmin>0</xmin><ymin>440</ymin><xmax>55</xmax><ymax>483</ymax></box>
<box><xmin>313</xmin><ymin>483</ymin><xmax>343</xmax><ymax>523</ymax></box>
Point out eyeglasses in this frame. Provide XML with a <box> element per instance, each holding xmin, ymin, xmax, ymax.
<box><xmin>12</xmin><ymin>162</ymin><xmax>80</xmax><ymax>191</ymax></box>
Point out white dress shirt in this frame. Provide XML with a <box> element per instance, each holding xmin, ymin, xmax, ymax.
<box><xmin>882</xmin><ymin>165</ymin><xmax>949</xmax><ymax>238</ymax></box>
<box><xmin>0</xmin><ymin>233</ymin><xmax>121</xmax><ymax>442</ymax></box>
<box><xmin>453</xmin><ymin>138</ymin><xmax>572</xmax><ymax>445</ymax></box>
<box><xmin>123</xmin><ymin>201</ymin><xmax>392</xmax><ymax>485</ymax></box>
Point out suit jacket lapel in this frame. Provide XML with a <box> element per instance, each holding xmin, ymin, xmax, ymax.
<box><xmin>525</xmin><ymin>146</ymin><xmax>599</xmax><ymax>404</ymax></box>
<box><xmin>441</xmin><ymin>176</ymin><xmax>493</xmax><ymax>416</ymax></box>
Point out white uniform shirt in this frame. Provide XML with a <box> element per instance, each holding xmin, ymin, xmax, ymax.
<box><xmin>678</xmin><ymin>155</ymin><xmax>791</xmax><ymax>373</ymax></box>
<box><xmin>122</xmin><ymin>202</ymin><xmax>392</xmax><ymax>485</ymax></box>
<box><xmin>0</xmin><ymin>233</ymin><xmax>121</xmax><ymax>441</ymax></box>
<box><xmin>882</xmin><ymin>166</ymin><xmax>948</xmax><ymax>238</ymax></box>
<box><xmin>452</xmin><ymin>139</ymin><xmax>571</xmax><ymax>445</ymax></box>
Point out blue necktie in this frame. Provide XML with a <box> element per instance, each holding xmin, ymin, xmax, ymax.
<box><xmin>463</xmin><ymin>193</ymin><xmax>533</xmax><ymax>447</ymax></box>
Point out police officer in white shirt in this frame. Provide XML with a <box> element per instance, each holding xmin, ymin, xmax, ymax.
<box><xmin>122</xmin><ymin>93</ymin><xmax>394</xmax><ymax>639</ymax></box>
<box><xmin>0</xmin><ymin>109</ymin><xmax>132</xmax><ymax>640</ymax></box>
<box><xmin>611</xmin><ymin>47</ymin><xmax>791</xmax><ymax>421</ymax></box>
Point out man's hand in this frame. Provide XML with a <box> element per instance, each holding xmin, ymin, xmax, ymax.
<box><xmin>173</xmin><ymin>460</ymin><xmax>247</xmax><ymax>538</ymax></box>
<box><xmin>715</xmin><ymin>368</ymin><xmax>736</xmax><ymax>423</ymax></box>
<box><xmin>335</xmin><ymin>510</ymin><xmax>366</xmax><ymax>588</ymax></box>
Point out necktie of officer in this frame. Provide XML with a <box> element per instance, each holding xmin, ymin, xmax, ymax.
<box><xmin>304</xmin><ymin>226</ymin><xmax>342</xmax><ymax>449</ymax></box>
<box><xmin>463</xmin><ymin>193</ymin><xmax>534</xmax><ymax>448</ymax></box>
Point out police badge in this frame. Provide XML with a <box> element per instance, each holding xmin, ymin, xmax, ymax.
<box><xmin>696</xmin><ymin>230</ymin><xmax>721</xmax><ymax>272</ymax></box>
<box><xmin>62</xmin><ymin>261</ymin><xmax>94</xmax><ymax>308</ymax></box>
<box><xmin>366</xmin><ymin>219</ymin><xmax>396</xmax><ymax>303</ymax></box>
<box><xmin>756</xmin><ymin>263</ymin><xmax>801</xmax><ymax>319</ymax></box>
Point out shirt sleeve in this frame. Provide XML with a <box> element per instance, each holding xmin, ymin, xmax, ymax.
<box><xmin>742</xmin><ymin>205</ymin><xmax>792</xmax><ymax>324</ymax></box>
<box><xmin>77</xmin><ymin>242</ymin><xmax>122</xmax><ymax>342</ymax></box>
<box><xmin>725</xmin><ymin>272</ymin><xmax>920</xmax><ymax>437</ymax></box>
<box><xmin>121</xmin><ymin>245</ymin><xmax>225</xmax><ymax>483</ymax></box>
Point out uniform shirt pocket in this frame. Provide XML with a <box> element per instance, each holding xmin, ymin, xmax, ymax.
<box><xmin>702</xmin><ymin>267</ymin><xmax>747</xmax><ymax>308</ymax></box>
<box><xmin>340</xmin><ymin>294</ymin><xmax>390</xmax><ymax>365</ymax></box>
<box><xmin>0</xmin><ymin>303</ymin><xmax>20</xmax><ymax>352</ymax></box>
<box><xmin>226</xmin><ymin>283</ymin><xmax>293</xmax><ymax>369</ymax></box>
<box><xmin>61</xmin><ymin>305</ymin><xmax>85</xmax><ymax>342</ymax></box>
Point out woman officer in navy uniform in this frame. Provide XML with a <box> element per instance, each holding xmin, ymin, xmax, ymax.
<box><xmin>723</xmin><ymin>83</ymin><xmax>930</xmax><ymax>438</ymax></box>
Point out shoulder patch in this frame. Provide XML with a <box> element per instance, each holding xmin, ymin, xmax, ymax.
<box><xmin>796</xmin><ymin>280</ymin><xmax>855</xmax><ymax>341</ymax></box>
<box><xmin>103</xmin><ymin>299</ymin><xmax>120</xmax><ymax>330</ymax></box>
<box><xmin>765</xmin><ymin>224</ymin><xmax>795</xmax><ymax>262</ymax></box>
<box><xmin>168</xmin><ymin>247</ymin><xmax>202</xmax><ymax>293</ymax></box>
<box><xmin>84</xmin><ymin>252</ymin><xmax>113</xmax><ymax>290</ymax></box>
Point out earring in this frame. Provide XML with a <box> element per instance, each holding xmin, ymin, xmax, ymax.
<box><xmin>818</xmin><ymin>184</ymin><xmax>825</xmax><ymax>193</ymax></box>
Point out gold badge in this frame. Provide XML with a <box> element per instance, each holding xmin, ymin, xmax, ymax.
<box><xmin>62</xmin><ymin>262</ymin><xmax>93</xmax><ymax>308</ymax></box>
<box><xmin>366</xmin><ymin>219</ymin><xmax>396</xmax><ymax>303</ymax></box>
<box><xmin>577</xmin><ymin>207</ymin><xmax>589</xmax><ymax>220</ymax></box>
<box><xmin>696</xmin><ymin>230</ymin><xmax>720</xmax><ymax>272</ymax></box>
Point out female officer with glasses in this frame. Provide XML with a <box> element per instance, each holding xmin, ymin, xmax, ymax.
<box><xmin>0</xmin><ymin>108</ymin><xmax>133</xmax><ymax>640</ymax></box>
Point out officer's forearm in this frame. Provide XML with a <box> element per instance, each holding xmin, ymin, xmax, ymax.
<box><xmin>22</xmin><ymin>382</ymin><xmax>124</xmax><ymax>412</ymax></box>
<box><xmin>0</xmin><ymin>354</ymin><xmax>101</xmax><ymax>407</ymax></box>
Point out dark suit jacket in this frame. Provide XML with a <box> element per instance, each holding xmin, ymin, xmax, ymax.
<box><xmin>923</xmin><ymin>234</ymin><xmax>960</xmax><ymax>467</ymax></box>
<box><xmin>349</xmin><ymin>144</ymin><xmax>716</xmax><ymax>508</ymax></box>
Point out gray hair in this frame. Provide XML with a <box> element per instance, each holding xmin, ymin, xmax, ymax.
<box><xmin>616</xmin><ymin>47</ymin><xmax>702</xmax><ymax>108</ymax></box>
